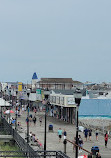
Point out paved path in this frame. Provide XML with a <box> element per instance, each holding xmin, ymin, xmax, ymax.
<box><xmin>12</xmin><ymin>111</ymin><xmax>111</xmax><ymax>158</ymax></box>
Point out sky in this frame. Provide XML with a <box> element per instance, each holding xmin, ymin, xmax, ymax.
<box><xmin>0</xmin><ymin>0</ymin><xmax>111</xmax><ymax>84</ymax></box>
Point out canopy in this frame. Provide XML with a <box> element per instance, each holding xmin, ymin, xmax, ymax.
<box><xmin>4</xmin><ymin>110</ymin><xmax>14</xmax><ymax>114</ymax></box>
<box><xmin>0</xmin><ymin>98</ymin><xmax>11</xmax><ymax>107</ymax></box>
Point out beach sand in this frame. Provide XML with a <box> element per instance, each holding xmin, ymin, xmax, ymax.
<box><xmin>79</xmin><ymin>117</ymin><xmax>111</xmax><ymax>129</ymax></box>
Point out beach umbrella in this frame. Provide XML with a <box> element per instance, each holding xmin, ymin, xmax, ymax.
<box><xmin>4</xmin><ymin>110</ymin><xmax>14</xmax><ymax>114</ymax></box>
<box><xmin>78</xmin><ymin>155</ymin><xmax>87</xmax><ymax>158</ymax></box>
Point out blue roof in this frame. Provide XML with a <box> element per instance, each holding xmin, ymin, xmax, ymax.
<box><xmin>32</xmin><ymin>72</ymin><xmax>38</xmax><ymax>79</ymax></box>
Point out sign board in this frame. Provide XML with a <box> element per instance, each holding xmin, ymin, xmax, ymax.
<box><xmin>36</xmin><ymin>89</ymin><xmax>42</xmax><ymax>101</ymax></box>
<box><xmin>67</xmin><ymin>97</ymin><xmax>75</xmax><ymax>105</ymax></box>
<box><xmin>36</xmin><ymin>89</ymin><xmax>41</xmax><ymax>94</ymax></box>
<box><xmin>18</xmin><ymin>82</ymin><xmax>22</xmax><ymax>92</ymax></box>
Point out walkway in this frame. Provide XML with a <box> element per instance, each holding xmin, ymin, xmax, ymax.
<box><xmin>11</xmin><ymin>110</ymin><xmax>111</xmax><ymax>158</ymax></box>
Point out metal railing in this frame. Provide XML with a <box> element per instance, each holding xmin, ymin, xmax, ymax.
<box><xmin>1</xmin><ymin>118</ymin><xmax>70</xmax><ymax>158</ymax></box>
<box><xmin>0</xmin><ymin>151</ymin><xmax>70</xmax><ymax>158</ymax></box>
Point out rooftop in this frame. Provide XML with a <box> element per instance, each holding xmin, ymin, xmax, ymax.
<box><xmin>32</xmin><ymin>72</ymin><xmax>38</xmax><ymax>80</ymax></box>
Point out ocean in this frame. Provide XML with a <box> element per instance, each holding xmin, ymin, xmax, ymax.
<box><xmin>79</xmin><ymin>99</ymin><xmax>111</xmax><ymax>119</ymax></box>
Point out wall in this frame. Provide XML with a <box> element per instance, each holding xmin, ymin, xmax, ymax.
<box><xmin>79</xmin><ymin>99</ymin><xmax>111</xmax><ymax>117</ymax></box>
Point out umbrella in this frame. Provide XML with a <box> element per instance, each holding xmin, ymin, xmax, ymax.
<box><xmin>4</xmin><ymin>110</ymin><xmax>14</xmax><ymax>114</ymax></box>
<box><xmin>78</xmin><ymin>155</ymin><xmax>87</xmax><ymax>158</ymax></box>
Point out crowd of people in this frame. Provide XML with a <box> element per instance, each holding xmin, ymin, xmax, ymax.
<box><xmin>57</xmin><ymin>126</ymin><xmax>108</xmax><ymax>157</ymax></box>
<box><xmin>4</xmin><ymin>102</ymin><xmax>109</xmax><ymax>158</ymax></box>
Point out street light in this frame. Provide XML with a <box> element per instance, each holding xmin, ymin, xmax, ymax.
<box><xmin>15</xmin><ymin>102</ymin><xmax>18</xmax><ymax>130</ymax></box>
<box><xmin>27</xmin><ymin>92</ymin><xmax>30</xmax><ymax>144</ymax></box>
<box><xmin>27</xmin><ymin>105</ymin><xmax>30</xmax><ymax>144</ymax></box>
<box><xmin>15</xmin><ymin>91</ymin><xmax>18</xmax><ymax>130</ymax></box>
<box><xmin>74</xmin><ymin>88</ymin><xmax>82</xmax><ymax>158</ymax></box>
<box><xmin>42</xmin><ymin>99</ymin><xmax>47</xmax><ymax>157</ymax></box>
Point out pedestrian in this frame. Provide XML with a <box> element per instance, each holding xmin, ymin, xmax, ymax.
<box><xmin>96</xmin><ymin>152</ymin><xmax>101</xmax><ymax>158</ymax></box>
<box><xmin>33</xmin><ymin>107</ymin><xmax>37</xmax><ymax>115</ymax></box>
<box><xmin>78</xmin><ymin>135</ymin><xmax>83</xmax><ymax>153</ymax></box>
<box><xmin>33</xmin><ymin>116</ymin><xmax>37</xmax><ymax>126</ymax></box>
<box><xmin>39</xmin><ymin>117</ymin><xmax>42</xmax><ymax>126</ymax></box>
<box><xmin>57</xmin><ymin>128</ymin><xmax>62</xmax><ymax>142</ymax></box>
<box><xmin>63</xmin><ymin>129</ymin><xmax>67</xmax><ymax>140</ymax></box>
<box><xmin>104</xmin><ymin>131</ymin><xmax>108</xmax><ymax>148</ymax></box>
<box><xmin>84</xmin><ymin>128</ymin><xmax>88</xmax><ymax>141</ymax></box>
<box><xmin>29</xmin><ymin>115</ymin><xmax>32</xmax><ymax>126</ymax></box>
<box><xmin>29</xmin><ymin>132</ymin><xmax>33</xmax><ymax>142</ymax></box>
<box><xmin>22</xmin><ymin>105</ymin><xmax>25</xmax><ymax>113</ymax></box>
<box><xmin>88</xmin><ymin>129</ymin><xmax>92</xmax><ymax>141</ymax></box>
<box><xmin>73</xmin><ymin>137</ymin><xmax>76</xmax><ymax>152</ymax></box>
<box><xmin>95</xmin><ymin>129</ymin><xmax>99</xmax><ymax>141</ymax></box>
<box><xmin>26</xmin><ymin>117</ymin><xmax>29</xmax><ymax>125</ymax></box>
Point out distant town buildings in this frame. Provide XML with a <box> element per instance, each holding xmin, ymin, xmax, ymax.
<box><xmin>1</xmin><ymin>72</ymin><xmax>111</xmax><ymax>123</ymax></box>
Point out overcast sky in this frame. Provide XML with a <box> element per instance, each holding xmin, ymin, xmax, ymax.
<box><xmin>0</xmin><ymin>0</ymin><xmax>111</xmax><ymax>83</ymax></box>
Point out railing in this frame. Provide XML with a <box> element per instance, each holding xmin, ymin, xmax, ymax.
<box><xmin>2</xmin><ymin>118</ymin><xmax>40</xmax><ymax>158</ymax></box>
<box><xmin>66</xmin><ymin>139</ymin><xmax>92</xmax><ymax>155</ymax></box>
<box><xmin>1</xmin><ymin>118</ymin><xmax>70</xmax><ymax>158</ymax></box>
<box><xmin>0</xmin><ymin>151</ymin><xmax>70</xmax><ymax>158</ymax></box>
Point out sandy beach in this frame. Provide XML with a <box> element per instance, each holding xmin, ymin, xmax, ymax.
<box><xmin>79</xmin><ymin>117</ymin><xmax>111</xmax><ymax>130</ymax></box>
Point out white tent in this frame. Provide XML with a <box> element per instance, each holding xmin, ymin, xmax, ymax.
<box><xmin>0</xmin><ymin>98</ymin><xmax>11</xmax><ymax>107</ymax></box>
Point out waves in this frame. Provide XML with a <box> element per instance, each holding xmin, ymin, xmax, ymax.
<box><xmin>79</xmin><ymin>115</ymin><xmax>111</xmax><ymax>119</ymax></box>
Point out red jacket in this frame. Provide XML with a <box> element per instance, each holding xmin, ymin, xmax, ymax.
<box><xmin>105</xmin><ymin>134</ymin><xmax>108</xmax><ymax>141</ymax></box>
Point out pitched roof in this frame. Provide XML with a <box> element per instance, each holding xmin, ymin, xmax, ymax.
<box><xmin>32</xmin><ymin>72</ymin><xmax>38</xmax><ymax>80</ymax></box>
<box><xmin>39</xmin><ymin>78</ymin><xmax>83</xmax><ymax>84</ymax></box>
<box><xmin>40</xmin><ymin>78</ymin><xmax>74</xmax><ymax>83</ymax></box>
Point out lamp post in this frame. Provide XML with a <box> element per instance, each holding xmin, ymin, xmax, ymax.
<box><xmin>27</xmin><ymin>92</ymin><xmax>30</xmax><ymax>144</ymax></box>
<box><xmin>15</xmin><ymin>102</ymin><xmax>18</xmax><ymax>130</ymax></box>
<box><xmin>15</xmin><ymin>91</ymin><xmax>18</xmax><ymax>130</ymax></box>
<box><xmin>27</xmin><ymin>105</ymin><xmax>30</xmax><ymax>144</ymax></box>
<box><xmin>74</xmin><ymin>89</ymin><xmax>82</xmax><ymax>158</ymax></box>
<box><xmin>42</xmin><ymin>99</ymin><xmax>47</xmax><ymax>157</ymax></box>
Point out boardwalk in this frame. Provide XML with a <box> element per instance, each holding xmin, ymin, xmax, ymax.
<box><xmin>11</xmin><ymin>110</ymin><xmax>111</xmax><ymax>158</ymax></box>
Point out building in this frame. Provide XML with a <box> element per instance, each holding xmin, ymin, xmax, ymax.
<box><xmin>32</xmin><ymin>72</ymin><xmax>39</xmax><ymax>90</ymax></box>
<box><xmin>49</xmin><ymin>90</ymin><xmax>77</xmax><ymax>124</ymax></box>
<box><xmin>38</xmin><ymin>78</ymin><xmax>83</xmax><ymax>90</ymax></box>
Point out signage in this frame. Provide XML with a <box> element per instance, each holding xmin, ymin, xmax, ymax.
<box><xmin>36</xmin><ymin>89</ymin><xmax>41</xmax><ymax>94</ymax></box>
<box><xmin>36</xmin><ymin>89</ymin><xmax>42</xmax><ymax>101</ymax></box>
<box><xmin>18</xmin><ymin>82</ymin><xmax>22</xmax><ymax>92</ymax></box>
<box><xmin>67</xmin><ymin>97</ymin><xmax>75</xmax><ymax>105</ymax></box>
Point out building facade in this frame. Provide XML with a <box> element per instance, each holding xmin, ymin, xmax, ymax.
<box><xmin>49</xmin><ymin>90</ymin><xmax>77</xmax><ymax>124</ymax></box>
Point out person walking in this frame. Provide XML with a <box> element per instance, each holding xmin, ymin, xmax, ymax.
<box><xmin>104</xmin><ymin>131</ymin><xmax>108</xmax><ymax>148</ymax></box>
<box><xmin>95</xmin><ymin>129</ymin><xmax>99</xmax><ymax>141</ymax></box>
<box><xmin>29</xmin><ymin>114</ymin><xmax>32</xmax><ymax>126</ymax></box>
<box><xmin>33</xmin><ymin>107</ymin><xmax>37</xmax><ymax>115</ymax></box>
<box><xmin>26</xmin><ymin>117</ymin><xmax>29</xmax><ymax>125</ymax></box>
<box><xmin>57</xmin><ymin>128</ymin><xmax>62</xmax><ymax>142</ymax></box>
<box><xmin>78</xmin><ymin>135</ymin><xmax>83</xmax><ymax>153</ymax></box>
<box><xmin>84</xmin><ymin>128</ymin><xmax>88</xmax><ymax>141</ymax></box>
<box><xmin>33</xmin><ymin>116</ymin><xmax>37</xmax><ymax>126</ymax></box>
<box><xmin>39</xmin><ymin>117</ymin><xmax>42</xmax><ymax>126</ymax></box>
<box><xmin>88</xmin><ymin>129</ymin><xmax>92</xmax><ymax>141</ymax></box>
<box><xmin>63</xmin><ymin>129</ymin><xmax>67</xmax><ymax>140</ymax></box>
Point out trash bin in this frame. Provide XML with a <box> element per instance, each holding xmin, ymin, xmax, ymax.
<box><xmin>91</xmin><ymin>146</ymin><xmax>99</xmax><ymax>156</ymax></box>
<box><xmin>49</xmin><ymin>124</ymin><xmax>53</xmax><ymax>132</ymax></box>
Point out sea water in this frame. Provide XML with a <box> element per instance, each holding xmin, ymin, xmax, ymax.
<box><xmin>79</xmin><ymin>99</ymin><xmax>111</xmax><ymax>119</ymax></box>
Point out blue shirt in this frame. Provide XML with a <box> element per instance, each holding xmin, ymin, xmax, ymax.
<box><xmin>84</xmin><ymin>129</ymin><xmax>88</xmax><ymax>136</ymax></box>
<box><xmin>58</xmin><ymin>129</ymin><xmax>62</xmax><ymax>135</ymax></box>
